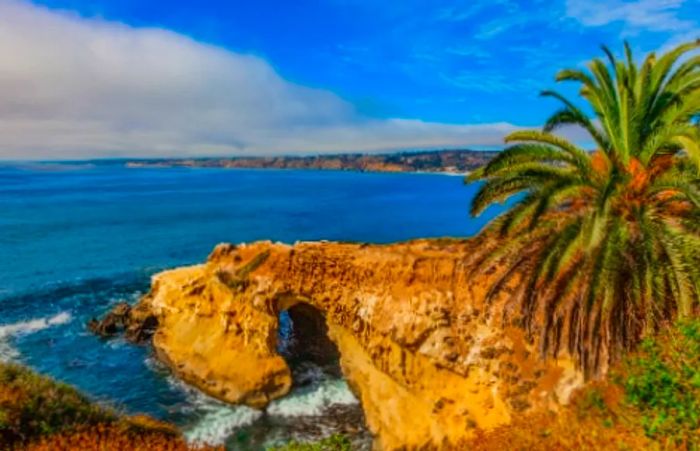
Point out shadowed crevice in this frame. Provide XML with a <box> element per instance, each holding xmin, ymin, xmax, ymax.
<box><xmin>277</xmin><ymin>302</ymin><xmax>342</xmax><ymax>382</ymax></box>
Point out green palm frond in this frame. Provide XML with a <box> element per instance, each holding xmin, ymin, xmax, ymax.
<box><xmin>469</xmin><ymin>41</ymin><xmax>700</xmax><ymax>375</ymax></box>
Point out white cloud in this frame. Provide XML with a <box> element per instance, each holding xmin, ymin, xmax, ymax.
<box><xmin>565</xmin><ymin>0</ymin><xmax>692</xmax><ymax>33</ymax></box>
<box><xmin>0</xmin><ymin>0</ymin><xmax>519</xmax><ymax>159</ymax></box>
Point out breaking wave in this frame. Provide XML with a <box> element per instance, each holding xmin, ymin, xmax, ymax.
<box><xmin>0</xmin><ymin>312</ymin><xmax>72</xmax><ymax>362</ymax></box>
<box><xmin>267</xmin><ymin>378</ymin><xmax>358</xmax><ymax>417</ymax></box>
<box><xmin>153</xmin><ymin>361</ymin><xmax>262</xmax><ymax>446</ymax></box>
<box><xmin>185</xmin><ymin>404</ymin><xmax>262</xmax><ymax>446</ymax></box>
<box><xmin>267</xmin><ymin>363</ymin><xmax>358</xmax><ymax>417</ymax></box>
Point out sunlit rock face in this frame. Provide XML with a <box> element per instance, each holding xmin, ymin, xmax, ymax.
<box><xmin>132</xmin><ymin>238</ymin><xmax>583</xmax><ymax>450</ymax></box>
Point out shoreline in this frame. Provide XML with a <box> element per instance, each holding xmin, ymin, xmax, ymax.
<box><xmin>124</xmin><ymin>163</ymin><xmax>471</xmax><ymax>177</ymax></box>
<box><xmin>121</xmin><ymin>149</ymin><xmax>494</xmax><ymax>176</ymax></box>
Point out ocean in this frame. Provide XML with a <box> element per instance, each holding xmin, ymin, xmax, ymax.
<box><xmin>0</xmin><ymin>163</ymin><xmax>503</xmax><ymax>448</ymax></box>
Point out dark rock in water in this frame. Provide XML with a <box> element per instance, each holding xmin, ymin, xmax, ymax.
<box><xmin>88</xmin><ymin>301</ymin><xmax>157</xmax><ymax>343</ymax></box>
<box><xmin>125</xmin><ymin>302</ymin><xmax>159</xmax><ymax>343</ymax></box>
<box><xmin>88</xmin><ymin>302</ymin><xmax>130</xmax><ymax>336</ymax></box>
<box><xmin>125</xmin><ymin>313</ymin><xmax>158</xmax><ymax>343</ymax></box>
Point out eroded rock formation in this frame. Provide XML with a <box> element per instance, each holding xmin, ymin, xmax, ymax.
<box><xmin>109</xmin><ymin>238</ymin><xmax>584</xmax><ymax>449</ymax></box>
<box><xmin>88</xmin><ymin>301</ymin><xmax>157</xmax><ymax>343</ymax></box>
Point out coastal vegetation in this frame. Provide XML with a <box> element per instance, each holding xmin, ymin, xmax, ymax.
<box><xmin>468</xmin><ymin>40</ymin><xmax>700</xmax><ymax>374</ymax></box>
<box><xmin>0</xmin><ymin>363</ymin><xmax>219</xmax><ymax>450</ymax></box>
<box><xmin>620</xmin><ymin>318</ymin><xmax>700</xmax><ymax>446</ymax></box>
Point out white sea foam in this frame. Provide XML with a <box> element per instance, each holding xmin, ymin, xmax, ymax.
<box><xmin>267</xmin><ymin>378</ymin><xmax>358</xmax><ymax>417</ymax></box>
<box><xmin>180</xmin><ymin>377</ymin><xmax>358</xmax><ymax>445</ymax></box>
<box><xmin>155</xmin><ymin>361</ymin><xmax>262</xmax><ymax>446</ymax></box>
<box><xmin>185</xmin><ymin>405</ymin><xmax>262</xmax><ymax>446</ymax></box>
<box><xmin>0</xmin><ymin>340</ymin><xmax>19</xmax><ymax>362</ymax></box>
<box><xmin>0</xmin><ymin>312</ymin><xmax>72</xmax><ymax>362</ymax></box>
<box><xmin>155</xmin><ymin>357</ymin><xmax>358</xmax><ymax>446</ymax></box>
<box><xmin>0</xmin><ymin>312</ymin><xmax>72</xmax><ymax>338</ymax></box>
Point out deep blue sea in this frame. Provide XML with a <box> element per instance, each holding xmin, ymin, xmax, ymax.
<box><xmin>0</xmin><ymin>163</ymin><xmax>503</xmax><ymax>448</ymax></box>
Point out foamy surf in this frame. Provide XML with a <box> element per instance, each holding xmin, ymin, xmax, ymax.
<box><xmin>185</xmin><ymin>405</ymin><xmax>262</xmax><ymax>446</ymax></box>
<box><xmin>0</xmin><ymin>312</ymin><xmax>72</xmax><ymax>362</ymax></box>
<box><xmin>0</xmin><ymin>340</ymin><xmax>19</xmax><ymax>362</ymax></box>
<box><xmin>155</xmin><ymin>354</ymin><xmax>359</xmax><ymax>446</ymax></box>
<box><xmin>155</xmin><ymin>363</ymin><xmax>262</xmax><ymax>446</ymax></box>
<box><xmin>180</xmin><ymin>378</ymin><xmax>359</xmax><ymax>446</ymax></box>
<box><xmin>267</xmin><ymin>379</ymin><xmax>358</xmax><ymax>417</ymax></box>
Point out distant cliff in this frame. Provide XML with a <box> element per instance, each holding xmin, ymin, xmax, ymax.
<box><xmin>125</xmin><ymin>149</ymin><xmax>498</xmax><ymax>174</ymax></box>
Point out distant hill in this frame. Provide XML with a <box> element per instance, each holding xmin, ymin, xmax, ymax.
<box><xmin>125</xmin><ymin>149</ymin><xmax>499</xmax><ymax>174</ymax></box>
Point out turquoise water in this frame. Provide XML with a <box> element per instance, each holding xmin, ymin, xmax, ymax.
<box><xmin>0</xmin><ymin>163</ymin><xmax>502</xmax><ymax>447</ymax></box>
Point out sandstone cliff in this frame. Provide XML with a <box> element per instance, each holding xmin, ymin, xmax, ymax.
<box><xmin>121</xmin><ymin>239</ymin><xmax>583</xmax><ymax>450</ymax></box>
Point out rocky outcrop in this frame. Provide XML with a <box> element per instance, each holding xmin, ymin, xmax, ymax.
<box><xmin>88</xmin><ymin>301</ymin><xmax>158</xmax><ymax>343</ymax></box>
<box><xmin>117</xmin><ymin>238</ymin><xmax>584</xmax><ymax>450</ymax></box>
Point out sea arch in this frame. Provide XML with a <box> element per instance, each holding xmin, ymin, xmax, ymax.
<box><xmin>137</xmin><ymin>239</ymin><xmax>582</xmax><ymax>449</ymax></box>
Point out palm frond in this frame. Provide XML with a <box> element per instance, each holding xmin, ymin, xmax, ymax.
<box><xmin>468</xmin><ymin>40</ymin><xmax>700</xmax><ymax>374</ymax></box>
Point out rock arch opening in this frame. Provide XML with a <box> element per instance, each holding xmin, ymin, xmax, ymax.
<box><xmin>277</xmin><ymin>302</ymin><xmax>342</xmax><ymax>383</ymax></box>
<box><xmin>271</xmin><ymin>301</ymin><xmax>370</xmax><ymax>448</ymax></box>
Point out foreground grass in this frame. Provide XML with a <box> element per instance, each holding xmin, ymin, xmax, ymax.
<box><xmin>0</xmin><ymin>363</ymin><xmax>220</xmax><ymax>450</ymax></box>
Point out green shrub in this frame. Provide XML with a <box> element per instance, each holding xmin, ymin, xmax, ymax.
<box><xmin>0</xmin><ymin>363</ymin><xmax>218</xmax><ymax>449</ymax></box>
<box><xmin>0</xmin><ymin>363</ymin><xmax>116</xmax><ymax>445</ymax></box>
<box><xmin>267</xmin><ymin>434</ymin><xmax>352</xmax><ymax>451</ymax></box>
<box><xmin>620</xmin><ymin>319</ymin><xmax>700</xmax><ymax>447</ymax></box>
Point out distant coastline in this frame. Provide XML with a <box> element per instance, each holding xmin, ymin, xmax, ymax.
<box><xmin>124</xmin><ymin>149</ymin><xmax>498</xmax><ymax>175</ymax></box>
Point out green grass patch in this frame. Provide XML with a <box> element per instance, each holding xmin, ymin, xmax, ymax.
<box><xmin>619</xmin><ymin>319</ymin><xmax>700</xmax><ymax>448</ymax></box>
<box><xmin>267</xmin><ymin>434</ymin><xmax>352</xmax><ymax>451</ymax></box>
<box><xmin>0</xmin><ymin>363</ymin><xmax>117</xmax><ymax>444</ymax></box>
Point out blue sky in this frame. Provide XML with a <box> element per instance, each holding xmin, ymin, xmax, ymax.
<box><xmin>0</xmin><ymin>0</ymin><xmax>698</xmax><ymax>158</ymax></box>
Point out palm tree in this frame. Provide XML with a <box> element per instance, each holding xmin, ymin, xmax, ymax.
<box><xmin>468</xmin><ymin>41</ymin><xmax>700</xmax><ymax>375</ymax></box>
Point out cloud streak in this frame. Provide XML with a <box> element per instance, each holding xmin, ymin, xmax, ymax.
<box><xmin>0</xmin><ymin>0</ymin><xmax>519</xmax><ymax>159</ymax></box>
<box><xmin>565</xmin><ymin>0</ymin><xmax>692</xmax><ymax>33</ymax></box>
